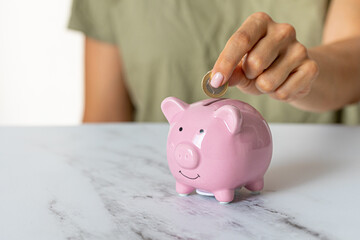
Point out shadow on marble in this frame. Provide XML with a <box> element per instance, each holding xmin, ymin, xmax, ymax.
<box><xmin>264</xmin><ymin>157</ymin><xmax>341</xmax><ymax>192</ymax></box>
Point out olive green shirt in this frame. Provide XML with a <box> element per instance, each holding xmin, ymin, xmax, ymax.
<box><xmin>69</xmin><ymin>0</ymin><xmax>360</xmax><ymax>124</ymax></box>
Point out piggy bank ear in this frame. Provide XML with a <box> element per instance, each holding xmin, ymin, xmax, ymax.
<box><xmin>161</xmin><ymin>97</ymin><xmax>189</xmax><ymax>122</ymax></box>
<box><xmin>214</xmin><ymin>105</ymin><xmax>242</xmax><ymax>134</ymax></box>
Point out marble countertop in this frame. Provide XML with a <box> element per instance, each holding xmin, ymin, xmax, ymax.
<box><xmin>0</xmin><ymin>123</ymin><xmax>360</xmax><ymax>240</ymax></box>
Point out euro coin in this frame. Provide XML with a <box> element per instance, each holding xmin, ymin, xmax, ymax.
<box><xmin>201</xmin><ymin>71</ymin><xmax>228</xmax><ymax>98</ymax></box>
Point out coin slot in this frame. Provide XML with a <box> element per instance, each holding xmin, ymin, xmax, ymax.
<box><xmin>203</xmin><ymin>98</ymin><xmax>226</xmax><ymax>106</ymax></box>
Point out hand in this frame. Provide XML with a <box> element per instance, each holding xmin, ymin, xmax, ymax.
<box><xmin>211</xmin><ymin>12</ymin><xmax>319</xmax><ymax>102</ymax></box>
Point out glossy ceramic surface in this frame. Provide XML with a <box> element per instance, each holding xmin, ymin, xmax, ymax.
<box><xmin>161</xmin><ymin>97</ymin><xmax>273</xmax><ymax>203</ymax></box>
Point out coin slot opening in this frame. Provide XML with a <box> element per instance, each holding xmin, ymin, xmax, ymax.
<box><xmin>203</xmin><ymin>98</ymin><xmax>226</xmax><ymax>106</ymax></box>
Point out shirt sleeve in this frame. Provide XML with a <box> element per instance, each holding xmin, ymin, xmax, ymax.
<box><xmin>68</xmin><ymin>0</ymin><xmax>116</xmax><ymax>44</ymax></box>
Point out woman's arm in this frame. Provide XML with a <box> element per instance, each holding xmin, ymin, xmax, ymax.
<box><xmin>211</xmin><ymin>0</ymin><xmax>360</xmax><ymax>112</ymax></box>
<box><xmin>291</xmin><ymin>0</ymin><xmax>360</xmax><ymax>111</ymax></box>
<box><xmin>83</xmin><ymin>37</ymin><xmax>133</xmax><ymax>122</ymax></box>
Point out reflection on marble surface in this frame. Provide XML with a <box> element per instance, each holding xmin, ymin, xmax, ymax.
<box><xmin>0</xmin><ymin>124</ymin><xmax>360</xmax><ymax>240</ymax></box>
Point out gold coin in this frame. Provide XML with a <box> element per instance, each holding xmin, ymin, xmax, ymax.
<box><xmin>201</xmin><ymin>71</ymin><xmax>228</xmax><ymax>98</ymax></box>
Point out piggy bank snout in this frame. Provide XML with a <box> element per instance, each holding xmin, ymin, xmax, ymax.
<box><xmin>174</xmin><ymin>143</ymin><xmax>200</xmax><ymax>169</ymax></box>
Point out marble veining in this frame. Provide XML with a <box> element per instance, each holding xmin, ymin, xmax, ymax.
<box><xmin>0</xmin><ymin>124</ymin><xmax>360</xmax><ymax>240</ymax></box>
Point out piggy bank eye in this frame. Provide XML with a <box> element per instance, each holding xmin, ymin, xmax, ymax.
<box><xmin>179</xmin><ymin>127</ymin><xmax>183</xmax><ymax>132</ymax></box>
<box><xmin>199</xmin><ymin>129</ymin><xmax>204</xmax><ymax>134</ymax></box>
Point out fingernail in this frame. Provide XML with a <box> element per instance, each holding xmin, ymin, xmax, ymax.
<box><xmin>210</xmin><ymin>72</ymin><xmax>224</xmax><ymax>88</ymax></box>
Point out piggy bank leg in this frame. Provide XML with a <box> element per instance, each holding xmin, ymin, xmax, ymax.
<box><xmin>245</xmin><ymin>178</ymin><xmax>264</xmax><ymax>193</ymax></box>
<box><xmin>213</xmin><ymin>189</ymin><xmax>235</xmax><ymax>204</ymax></box>
<box><xmin>176</xmin><ymin>182</ymin><xmax>195</xmax><ymax>196</ymax></box>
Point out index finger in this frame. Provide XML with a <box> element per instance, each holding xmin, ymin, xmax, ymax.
<box><xmin>211</xmin><ymin>12</ymin><xmax>271</xmax><ymax>88</ymax></box>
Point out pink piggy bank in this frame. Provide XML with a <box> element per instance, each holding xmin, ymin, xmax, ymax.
<box><xmin>161</xmin><ymin>97</ymin><xmax>272</xmax><ymax>204</ymax></box>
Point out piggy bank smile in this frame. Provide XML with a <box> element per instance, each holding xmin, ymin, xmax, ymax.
<box><xmin>179</xmin><ymin>170</ymin><xmax>200</xmax><ymax>180</ymax></box>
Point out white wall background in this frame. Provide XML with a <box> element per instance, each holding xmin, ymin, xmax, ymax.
<box><xmin>0</xmin><ymin>0</ymin><xmax>83</xmax><ymax>125</ymax></box>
